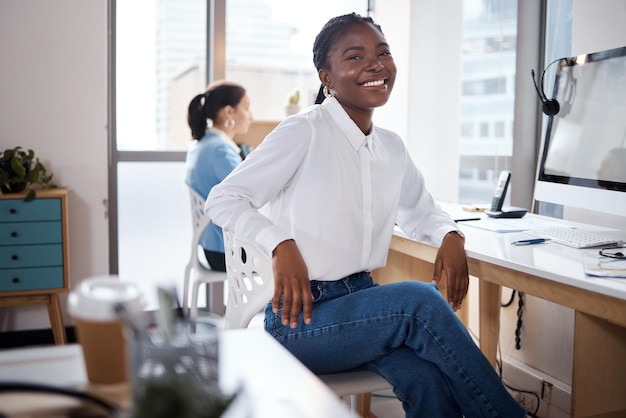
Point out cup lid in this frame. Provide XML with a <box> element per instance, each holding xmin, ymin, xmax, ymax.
<box><xmin>68</xmin><ymin>276</ymin><xmax>145</xmax><ymax>321</ymax></box>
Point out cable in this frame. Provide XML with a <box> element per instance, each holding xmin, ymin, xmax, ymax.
<box><xmin>501</xmin><ymin>290</ymin><xmax>525</xmax><ymax>349</ymax></box>
<box><xmin>0</xmin><ymin>382</ymin><xmax>121</xmax><ymax>417</ymax></box>
<box><xmin>504</xmin><ymin>381</ymin><xmax>541</xmax><ymax>417</ymax></box>
<box><xmin>515</xmin><ymin>291</ymin><xmax>525</xmax><ymax>350</ymax></box>
<box><xmin>501</xmin><ymin>289</ymin><xmax>516</xmax><ymax>307</ymax></box>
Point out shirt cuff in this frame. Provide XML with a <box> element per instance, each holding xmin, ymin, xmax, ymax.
<box><xmin>256</xmin><ymin>225</ymin><xmax>293</xmax><ymax>257</ymax></box>
<box><xmin>433</xmin><ymin>225</ymin><xmax>460</xmax><ymax>246</ymax></box>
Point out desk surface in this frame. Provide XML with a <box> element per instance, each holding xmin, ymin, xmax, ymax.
<box><xmin>0</xmin><ymin>329</ymin><xmax>356</xmax><ymax>418</ymax></box>
<box><xmin>401</xmin><ymin>207</ymin><xmax>626</xmax><ymax>301</ymax></box>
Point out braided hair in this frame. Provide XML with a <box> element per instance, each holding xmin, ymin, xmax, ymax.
<box><xmin>312</xmin><ymin>13</ymin><xmax>383</xmax><ymax>72</ymax></box>
<box><xmin>187</xmin><ymin>81</ymin><xmax>246</xmax><ymax>140</ymax></box>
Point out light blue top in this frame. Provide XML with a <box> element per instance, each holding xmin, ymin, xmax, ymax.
<box><xmin>185</xmin><ymin>128</ymin><xmax>242</xmax><ymax>252</ymax></box>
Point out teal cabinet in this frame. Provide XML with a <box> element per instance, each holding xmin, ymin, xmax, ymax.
<box><xmin>0</xmin><ymin>189</ymin><xmax>70</xmax><ymax>344</ymax></box>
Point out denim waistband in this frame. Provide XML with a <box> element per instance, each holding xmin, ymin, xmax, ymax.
<box><xmin>310</xmin><ymin>271</ymin><xmax>376</xmax><ymax>304</ymax></box>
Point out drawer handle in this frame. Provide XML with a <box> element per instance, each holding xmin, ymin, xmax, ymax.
<box><xmin>12</xmin><ymin>277</ymin><xmax>19</xmax><ymax>284</ymax></box>
<box><xmin>9</xmin><ymin>208</ymin><xmax>17</xmax><ymax>214</ymax></box>
<box><xmin>11</xmin><ymin>254</ymin><xmax>19</xmax><ymax>261</ymax></box>
<box><xmin>10</xmin><ymin>231</ymin><xmax>18</xmax><ymax>238</ymax></box>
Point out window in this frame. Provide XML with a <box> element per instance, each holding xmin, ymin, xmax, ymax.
<box><xmin>535</xmin><ymin>0</ymin><xmax>573</xmax><ymax>218</ymax></box>
<box><xmin>116</xmin><ymin>0</ymin><xmax>207</xmax><ymax>151</ymax></box>
<box><xmin>114</xmin><ymin>0</ymin><xmax>209</xmax><ymax>301</ymax></box>
<box><xmin>480</xmin><ymin>122</ymin><xmax>490</xmax><ymax>138</ymax></box>
<box><xmin>462</xmin><ymin>77</ymin><xmax>507</xmax><ymax>96</ymax></box>
<box><xmin>458</xmin><ymin>0</ymin><xmax>518</xmax><ymax>203</ymax></box>
<box><xmin>494</xmin><ymin>121</ymin><xmax>505</xmax><ymax>138</ymax></box>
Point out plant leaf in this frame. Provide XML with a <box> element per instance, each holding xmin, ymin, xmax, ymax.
<box><xmin>24</xmin><ymin>189</ymin><xmax>36</xmax><ymax>202</ymax></box>
<box><xmin>10</xmin><ymin>159</ymin><xmax>26</xmax><ymax>178</ymax></box>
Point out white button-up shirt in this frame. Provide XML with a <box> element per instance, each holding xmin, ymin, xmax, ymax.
<box><xmin>205</xmin><ymin>98</ymin><xmax>457</xmax><ymax>281</ymax></box>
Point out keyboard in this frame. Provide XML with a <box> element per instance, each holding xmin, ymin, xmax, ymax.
<box><xmin>525</xmin><ymin>227</ymin><xmax>623</xmax><ymax>249</ymax></box>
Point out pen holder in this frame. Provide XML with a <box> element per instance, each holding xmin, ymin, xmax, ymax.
<box><xmin>129</xmin><ymin>318</ymin><xmax>230</xmax><ymax>418</ymax></box>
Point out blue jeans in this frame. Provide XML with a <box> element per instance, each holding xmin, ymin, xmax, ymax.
<box><xmin>264</xmin><ymin>272</ymin><xmax>525</xmax><ymax>418</ymax></box>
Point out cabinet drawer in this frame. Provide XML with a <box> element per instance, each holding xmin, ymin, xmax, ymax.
<box><xmin>0</xmin><ymin>198</ymin><xmax>61</xmax><ymax>222</ymax></box>
<box><xmin>0</xmin><ymin>267</ymin><xmax>64</xmax><ymax>292</ymax></box>
<box><xmin>0</xmin><ymin>244</ymin><xmax>63</xmax><ymax>269</ymax></box>
<box><xmin>0</xmin><ymin>222</ymin><xmax>62</xmax><ymax>246</ymax></box>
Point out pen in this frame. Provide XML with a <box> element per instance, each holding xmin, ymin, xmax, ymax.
<box><xmin>455</xmin><ymin>218</ymin><xmax>481</xmax><ymax>222</ymax></box>
<box><xmin>511</xmin><ymin>238</ymin><xmax>551</xmax><ymax>246</ymax></box>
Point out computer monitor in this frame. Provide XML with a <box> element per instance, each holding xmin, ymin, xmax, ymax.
<box><xmin>533</xmin><ymin>46</ymin><xmax>626</xmax><ymax>217</ymax></box>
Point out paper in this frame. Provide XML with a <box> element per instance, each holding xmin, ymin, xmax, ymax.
<box><xmin>582</xmin><ymin>251</ymin><xmax>626</xmax><ymax>278</ymax></box>
<box><xmin>462</xmin><ymin>217</ymin><xmax>563</xmax><ymax>233</ymax></box>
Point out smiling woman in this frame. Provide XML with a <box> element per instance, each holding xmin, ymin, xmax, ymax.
<box><xmin>205</xmin><ymin>12</ymin><xmax>526</xmax><ymax>418</ymax></box>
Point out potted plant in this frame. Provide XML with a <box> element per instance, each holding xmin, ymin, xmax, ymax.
<box><xmin>0</xmin><ymin>146</ymin><xmax>57</xmax><ymax>202</ymax></box>
<box><xmin>285</xmin><ymin>89</ymin><xmax>301</xmax><ymax>116</ymax></box>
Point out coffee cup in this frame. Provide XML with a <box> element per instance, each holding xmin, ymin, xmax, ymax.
<box><xmin>67</xmin><ymin>276</ymin><xmax>144</xmax><ymax>385</ymax></box>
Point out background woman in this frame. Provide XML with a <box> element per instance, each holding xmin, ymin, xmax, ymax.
<box><xmin>185</xmin><ymin>80</ymin><xmax>252</xmax><ymax>271</ymax></box>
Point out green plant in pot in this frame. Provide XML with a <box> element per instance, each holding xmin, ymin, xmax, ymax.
<box><xmin>0</xmin><ymin>146</ymin><xmax>57</xmax><ymax>202</ymax></box>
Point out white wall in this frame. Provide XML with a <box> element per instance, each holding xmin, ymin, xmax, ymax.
<box><xmin>0</xmin><ymin>0</ymin><xmax>109</xmax><ymax>332</ymax></box>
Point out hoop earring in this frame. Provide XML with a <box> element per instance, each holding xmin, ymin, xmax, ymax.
<box><xmin>225</xmin><ymin>118</ymin><xmax>235</xmax><ymax>129</ymax></box>
<box><xmin>323</xmin><ymin>86</ymin><xmax>335</xmax><ymax>99</ymax></box>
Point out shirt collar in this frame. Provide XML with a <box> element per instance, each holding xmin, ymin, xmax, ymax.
<box><xmin>322</xmin><ymin>97</ymin><xmax>375</xmax><ymax>153</ymax></box>
<box><xmin>206</xmin><ymin>127</ymin><xmax>241</xmax><ymax>153</ymax></box>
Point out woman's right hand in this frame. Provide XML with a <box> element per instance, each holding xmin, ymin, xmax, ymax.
<box><xmin>271</xmin><ymin>239</ymin><xmax>313</xmax><ymax>328</ymax></box>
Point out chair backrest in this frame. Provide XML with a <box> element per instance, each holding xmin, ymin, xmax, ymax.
<box><xmin>188</xmin><ymin>187</ymin><xmax>210</xmax><ymax>257</ymax></box>
<box><xmin>223</xmin><ymin>230</ymin><xmax>275</xmax><ymax>329</ymax></box>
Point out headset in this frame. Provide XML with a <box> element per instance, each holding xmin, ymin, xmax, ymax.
<box><xmin>531</xmin><ymin>57</ymin><xmax>564</xmax><ymax>116</ymax></box>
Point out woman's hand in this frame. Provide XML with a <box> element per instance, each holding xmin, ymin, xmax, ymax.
<box><xmin>432</xmin><ymin>231</ymin><xmax>469</xmax><ymax>311</ymax></box>
<box><xmin>271</xmin><ymin>239</ymin><xmax>313</xmax><ymax>328</ymax></box>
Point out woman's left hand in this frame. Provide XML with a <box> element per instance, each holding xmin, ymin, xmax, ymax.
<box><xmin>432</xmin><ymin>231</ymin><xmax>469</xmax><ymax>311</ymax></box>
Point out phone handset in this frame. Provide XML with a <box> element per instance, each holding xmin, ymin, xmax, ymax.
<box><xmin>490</xmin><ymin>170</ymin><xmax>511</xmax><ymax>212</ymax></box>
<box><xmin>485</xmin><ymin>170</ymin><xmax>527</xmax><ymax>218</ymax></box>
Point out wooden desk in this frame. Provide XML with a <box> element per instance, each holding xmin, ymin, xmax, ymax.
<box><xmin>0</xmin><ymin>329</ymin><xmax>357</xmax><ymax>418</ymax></box>
<box><xmin>0</xmin><ymin>188</ymin><xmax>70</xmax><ymax>345</ymax></box>
<box><xmin>373</xmin><ymin>217</ymin><xmax>626</xmax><ymax>418</ymax></box>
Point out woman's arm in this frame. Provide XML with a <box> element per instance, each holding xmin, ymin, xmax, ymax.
<box><xmin>205</xmin><ymin>117</ymin><xmax>313</xmax><ymax>253</ymax></box>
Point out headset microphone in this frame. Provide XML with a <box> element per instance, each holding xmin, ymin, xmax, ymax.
<box><xmin>531</xmin><ymin>68</ymin><xmax>560</xmax><ymax>116</ymax></box>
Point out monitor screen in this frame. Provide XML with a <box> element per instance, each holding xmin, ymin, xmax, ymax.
<box><xmin>534</xmin><ymin>46</ymin><xmax>626</xmax><ymax>217</ymax></box>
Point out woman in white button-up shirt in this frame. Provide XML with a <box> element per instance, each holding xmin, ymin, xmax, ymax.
<box><xmin>206</xmin><ymin>13</ymin><xmax>524</xmax><ymax>418</ymax></box>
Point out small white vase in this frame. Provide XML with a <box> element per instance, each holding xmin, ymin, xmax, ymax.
<box><xmin>285</xmin><ymin>104</ymin><xmax>301</xmax><ymax>116</ymax></box>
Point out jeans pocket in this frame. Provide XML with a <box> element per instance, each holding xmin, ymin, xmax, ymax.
<box><xmin>310</xmin><ymin>281</ymin><xmax>326</xmax><ymax>303</ymax></box>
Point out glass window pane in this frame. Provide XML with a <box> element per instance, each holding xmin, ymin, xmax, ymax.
<box><xmin>116</xmin><ymin>0</ymin><xmax>207</xmax><ymax>151</ymax></box>
<box><xmin>535</xmin><ymin>0</ymin><xmax>572</xmax><ymax>217</ymax></box>
<box><xmin>459</xmin><ymin>0</ymin><xmax>517</xmax><ymax>204</ymax></box>
<box><xmin>225</xmin><ymin>0</ymin><xmax>369</xmax><ymax>121</ymax></box>
<box><xmin>117</xmin><ymin>161</ymin><xmax>191</xmax><ymax>309</ymax></box>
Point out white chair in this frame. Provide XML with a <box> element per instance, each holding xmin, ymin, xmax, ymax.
<box><xmin>223</xmin><ymin>230</ymin><xmax>393</xmax><ymax>417</ymax></box>
<box><xmin>182</xmin><ymin>187</ymin><xmax>227</xmax><ymax>320</ymax></box>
